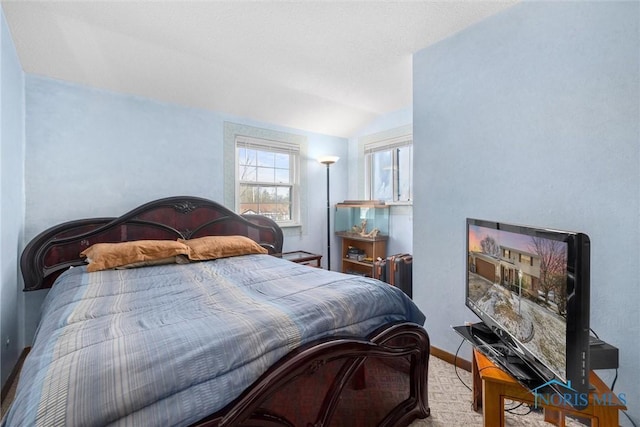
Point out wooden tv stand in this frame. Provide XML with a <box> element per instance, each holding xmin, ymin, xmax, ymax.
<box><xmin>472</xmin><ymin>349</ymin><xmax>626</xmax><ymax>427</ymax></box>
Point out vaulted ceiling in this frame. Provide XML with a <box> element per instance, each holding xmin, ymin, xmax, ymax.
<box><xmin>2</xmin><ymin>1</ymin><xmax>517</xmax><ymax>137</ymax></box>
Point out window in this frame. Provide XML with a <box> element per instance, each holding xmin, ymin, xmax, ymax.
<box><xmin>519</xmin><ymin>254</ymin><xmax>533</xmax><ymax>266</ymax></box>
<box><xmin>224</xmin><ymin>122</ymin><xmax>308</xmax><ymax>236</ymax></box>
<box><xmin>236</xmin><ymin>136</ymin><xmax>299</xmax><ymax>225</ymax></box>
<box><xmin>365</xmin><ymin>136</ymin><xmax>412</xmax><ymax>202</ymax></box>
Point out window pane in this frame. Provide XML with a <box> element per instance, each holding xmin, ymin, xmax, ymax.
<box><xmin>238</xmin><ymin>147</ymin><xmax>247</xmax><ymax>164</ymax></box>
<box><xmin>239</xmin><ymin>184</ymin><xmax>292</xmax><ymax>221</ymax></box>
<box><xmin>258</xmin><ymin>186</ymin><xmax>275</xmax><ymax>204</ymax></box>
<box><xmin>239</xmin><ymin>185</ymin><xmax>257</xmax><ymax>203</ymax></box>
<box><xmin>276</xmin><ymin>187</ymin><xmax>291</xmax><ymax>221</ymax></box>
<box><xmin>372</xmin><ymin>150</ymin><xmax>393</xmax><ymax>201</ymax></box>
<box><xmin>239</xmin><ymin>185</ymin><xmax>259</xmax><ymax>214</ymax></box>
<box><xmin>277</xmin><ymin>204</ymin><xmax>291</xmax><ymax>221</ymax></box>
<box><xmin>239</xmin><ymin>164</ymin><xmax>257</xmax><ymax>182</ymax></box>
<box><xmin>276</xmin><ymin>186</ymin><xmax>290</xmax><ymax>203</ymax></box>
<box><xmin>239</xmin><ymin>148</ymin><xmax>256</xmax><ymax>166</ymax></box>
<box><xmin>257</xmin><ymin>150</ymin><xmax>275</xmax><ymax>167</ymax></box>
<box><xmin>257</xmin><ymin>166</ymin><xmax>275</xmax><ymax>182</ymax></box>
<box><xmin>275</xmin><ymin>168</ymin><xmax>290</xmax><ymax>183</ymax></box>
<box><xmin>274</xmin><ymin>153</ymin><xmax>289</xmax><ymax>169</ymax></box>
<box><xmin>397</xmin><ymin>145</ymin><xmax>412</xmax><ymax>201</ymax></box>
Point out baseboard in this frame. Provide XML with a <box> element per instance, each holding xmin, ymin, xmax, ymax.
<box><xmin>1</xmin><ymin>347</ymin><xmax>30</xmax><ymax>403</ymax></box>
<box><xmin>431</xmin><ymin>345</ymin><xmax>471</xmax><ymax>372</ymax></box>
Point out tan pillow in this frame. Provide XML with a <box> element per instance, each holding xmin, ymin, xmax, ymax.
<box><xmin>179</xmin><ymin>235</ymin><xmax>268</xmax><ymax>261</ymax></box>
<box><xmin>115</xmin><ymin>254</ymin><xmax>190</xmax><ymax>269</ymax></box>
<box><xmin>80</xmin><ymin>240</ymin><xmax>191</xmax><ymax>272</ymax></box>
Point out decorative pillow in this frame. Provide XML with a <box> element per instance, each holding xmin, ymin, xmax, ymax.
<box><xmin>178</xmin><ymin>235</ymin><xmax>268</xmax><ymax>261</ymax></box>
<box><xmin>80</xmin><ymin>240</ymin><xmax>191</xmax><ymax>272</ymax></box>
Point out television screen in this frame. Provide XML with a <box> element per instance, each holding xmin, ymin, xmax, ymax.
<box><xmin>465</xmin><ymin>218</ymin><xmax>590</xmax><ymax>399</ymax></box>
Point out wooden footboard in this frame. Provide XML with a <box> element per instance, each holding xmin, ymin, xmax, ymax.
<box><xmin>194</xmin><ymin>322</ymin><xmax>430</xmax><ymax>427</ymax></box>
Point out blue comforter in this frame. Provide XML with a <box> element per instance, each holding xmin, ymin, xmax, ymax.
<box><xmin>3</xmin><ymin>254</ymin><xmax>425</xmax><ymax>426</ymax></box>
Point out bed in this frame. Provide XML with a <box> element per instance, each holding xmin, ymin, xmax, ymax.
<box><xmin>5</xmin><ymin>196</ymin><xmax>430</xmax><ymax>427</ymax></box>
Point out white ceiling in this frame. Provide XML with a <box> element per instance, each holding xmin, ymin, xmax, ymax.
<box><xmin>1</xmin><ymin>1</ymin><xmax>517</xmax><ymax>138</ymax></box>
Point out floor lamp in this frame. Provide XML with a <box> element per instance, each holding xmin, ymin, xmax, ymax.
<box><xmin>318</xmin><ymin>156</ymin><xmax>339</xmax><ymax>270</ymax></box>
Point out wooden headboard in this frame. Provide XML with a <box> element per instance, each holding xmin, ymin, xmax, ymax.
<box><xmin>21</xmin><ymin>196</ymin><xmax>284</xmax><ymax>291</ymax></box>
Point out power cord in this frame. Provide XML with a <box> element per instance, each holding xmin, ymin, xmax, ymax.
<box><xmin>505</xmin><ymin>401</ymin><xmax>533</xmax><ymax>415</ymax></box>
<box><xmin>454</xmin><ymin>337</ymin><xmax>472</xmax><ymax>391</ymax></box>
<box><xmin>622</xmin><ymin>411</ymin><xmax>638</xmax><ymax>427</ymax></box>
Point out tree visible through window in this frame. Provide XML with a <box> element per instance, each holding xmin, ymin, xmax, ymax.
<box><xmin>237</xmin><ymin>137</ymin><xmax>299</xmax><ymax>224</ymax></box>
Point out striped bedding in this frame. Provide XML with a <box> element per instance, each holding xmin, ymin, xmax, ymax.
<box><xmin>3</xmin><ymin>254</ymin><xmax>425</xmax><ymax>427</ymax></box>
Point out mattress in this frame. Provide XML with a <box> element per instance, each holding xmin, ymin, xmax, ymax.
<box><xmin>3</xmin><ymin>254</ymin><xmax>425</xmax><ymax>427</ymax></box>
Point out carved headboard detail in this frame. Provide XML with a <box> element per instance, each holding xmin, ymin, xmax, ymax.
<box><xmin>21</xmin><ymin>196</ymin><xmax>284</xmax><ymax>291</ymax></box>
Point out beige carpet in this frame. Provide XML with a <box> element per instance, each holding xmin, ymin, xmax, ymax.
<box><xmin>410</xmin><ymin>355</ymin><xmax>584</xmax><ymax>427</ymax></box>
<box><xmin>2</xmin><ymin>354</ymin><xmax>584</xmax><ymax>426</ymax></box>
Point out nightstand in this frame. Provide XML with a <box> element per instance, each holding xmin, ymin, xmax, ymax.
<box><xmin>279</xmin><ymin>251</ymin><xmax>322</xmax><ymax>267</ymax></box>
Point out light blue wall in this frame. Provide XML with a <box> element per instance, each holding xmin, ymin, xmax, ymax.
<box><xmin>0</xmin><ymin>9</ymin><xmax>25</xmax><ymax>386</ymax></box>
<box><xmin>349</xmin><ymin>107</ymin><xmax>414</xmax><ymax>255</ymax></box>
<box><xmin>24</xmin><ymin>76</ymin><xmax>224</xmax><ymax>239</ymax></box>
<box><xmin>413</xmin><ymin>1</ymin><xmax>639</xmax><ymax>424</ymax></box>
<box><xmin>23</xmin><ymin>75</ymin><xmax>348</xmax><ymax>342</ymax></box>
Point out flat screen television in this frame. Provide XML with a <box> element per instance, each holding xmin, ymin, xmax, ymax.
<box><xmin>465</xmin><ymin>218</ymin><xmax>591</xmax><ymax>405</ymax></box>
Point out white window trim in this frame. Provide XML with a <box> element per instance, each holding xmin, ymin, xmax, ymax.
<box><xmin>235</xmin><ymin>135</ymin><xmax>301</xmax><ymax>227</ymax></box>
<box><xmin>223</xmin><ymin>122</ymin><xmax>308</xmax><ymax>236</ymax></box>
<box><xmin>359</xmin><ymin>125</ymin><xmax>413</xmax><ymax>204</ymax></box>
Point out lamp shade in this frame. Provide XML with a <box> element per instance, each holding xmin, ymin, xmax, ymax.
<box><xmin>317</xmin><ymin>156</ymin><xmax>339</xmax><ymax>165</ymax></box>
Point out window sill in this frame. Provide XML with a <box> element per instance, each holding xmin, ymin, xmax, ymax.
<box><xmin>385</xmin><ymin>201</ymin><xmax>413</xmax><ymax>206</ymax></box>
<box><xmin>279</xmin><ymin>223</ymin><xmax>302</xmax><ymax>228</ymax></box>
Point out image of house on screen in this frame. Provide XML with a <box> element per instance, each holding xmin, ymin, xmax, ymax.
<box><xmin>469</xmin><ymin>245</ymin><xmax>544</xmax><ymax>302</ymax></box>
